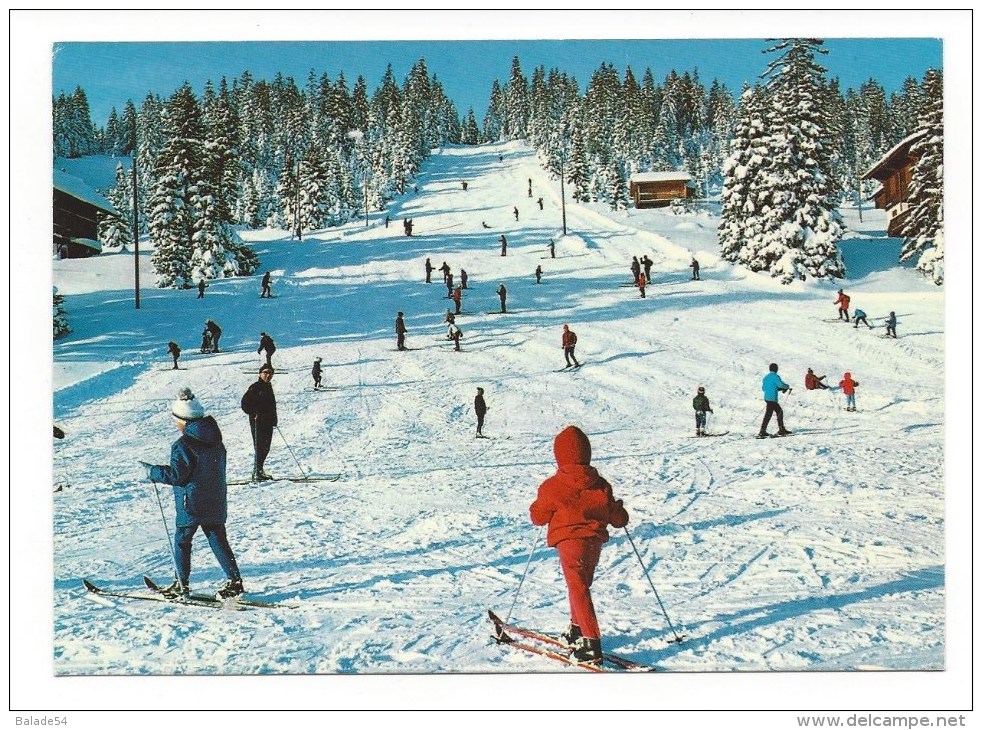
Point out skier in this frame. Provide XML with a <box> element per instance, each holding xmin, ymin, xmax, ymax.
<box><xmin>839</xmin><ymin>372</ymin><xmax>860</xmax><ymax>411</ymax></box>
<box><xmin>885</xmin><ymin>311</ymin><xmax>898</xmax><ymax>339</ymax></box>
<box><xmin>537</xmin><ymin>197</ymin><xmax>544</xmax><ymax>211</ymax></box>
<box><xmin>240</xmin><ymin>364</ymin><xmax>277</xmax><ymax>482</ymax></box>
<box><xmin>804</xmin><ymin>368</ymin><xmax>829</xmax><ymax>390</ymax></box>
<box><xmin>631</xmin><ymin>257</ymin><xmax>641</xmax><ymax>285</ymax></box>
<box><xmin>446</xmin><ymin>272</ymin><xmax>455</xmax><ymax>299</ymax></box>
<box><xmin>311</xmin><ymin>357</ymin><xmax>323</xmax><ymax>390</ymax></box>
<box><xmin>500</xmin><ymin>234</ymin><xmax>507</xmax><ymax>257</ymax></box>
<box><xmin>513</xmin><ymin>206</ymin><xmax>519</xmax><ymax>221</ymax></box>
<box><xmin>167</xmin><ymin>341</ymin><xmax>182</xmax><ymax>370</ymax></box>
<box><xmin>197</xmin><ymin>279</ymin><xmax>206</xmax><ymax>299</ymax></box>
<box><xmin>834</xmin><ymin>289</ymin><xmax>851</xmax><ymax>321</ymax></box>
<box><xmin>425</xmin><ymin>258</ymin><xmax>434</xmax><ymax>284</ymax></box>
<box><xmin>548</xmin><ymin>240</ymin><xmax>555</xmax><ymax>259</ymax></box>
<box><xmin>642</xmin><ymin>255</ymin><xmax>653</xmax><ymax>282</ymax></box>
<box><xmin>562</xmin><ymin>324</ymin><xmax>580</xmax><ymax>368</ymax></box>
<box><xmin>395</xmin><ymin>311</ymin><xmax>408</xmax><ymax>351</ymax></box>
<box><xmin>528</xmin><ymin>178</ymin><xmax>532</xmax><ymax>198</ymax></box>
<box><xmin>452</xmin><ymin>285</ymin><xmax>462</xmax><ymax>315</ymax></box>
<box><xmin>853</xmin><ymin>308</ymin><xmax>872</xmax><ymax>329</ymax></box>
<box><xmin>447</xmin><ymin>319</ymin><xmax>463</xmax><ymax>352</ymax></box>
<box><xmin>257</xmin><ymin>332</ymin><xmax>276</xmax><ymax>368</ymax></box>
<box><xmin>692</xmin><ymin>386</ymin><xmax>714</xmax><ymax>436</ymax></box>
<box><xmin>460</xmin><ymin>269</ymin><xmax>468</xmax><ymax>289</ymax></box>
<box><xmin>260</xmin><ymin>271</ymin><xmax>272</xmax><ymax>298</ymax></box>
<box><xmin>140</xmin><ymin>388</ymin><xmax>243</xmax><ymax>600</ymax></box>
<box><xmin>474</xmin><ymin>387</ymin><xmax>487</xmax><ymax>437</ymax></box>
<box><xmin>482</xmin><ymin>221</ymin><xmax>492</xmax><ymax>229</ymax></box>
<box><xmin>637</xmin><ymin>272</ymin><xmax>647</xmax><ymax>299</ymax></box>
<box><xmin>690</xmin><ymin>257</ymin><xmax>700</xmax><ymax>281</ymax></box>
<box><xmin>497</xmin><ymin>283</ymin><xmax>507</xmax><ymax>314</ymax></box>
<box><xmin>462</xmin><ymin>181</ymin><xmax>468</xmax><ymax>191</ymax></box>
<box><xmin>385</xmin><ymin>215</ymin><xmax>390</xmax><ymax>228</ymax></box>
<box><xmin>200</xmin><ymin>328</ymin><xmax>213</xmax><ymax>354</ymax></box>
<box><xmin>204</xmin><ymin>319</ymin><xmax>222</xmax><ymax>353</ymax></box>
<box><xmin>440</xmin><ymin>261</ymin><xmax>451</xmax><ymax>284</ymax></box>
<box><xmin>757</xmin><ymin>363</ymin><xmax>792</xmax><ymax>438</ymax></box>
<box><xmin>529</xmin><ymin>425</ymin><xmax>629</xmax><ymax>665</ymax></box>
<box><xmin>535</xmin><ymin>265</ymin><xmax>543</xmax><ymax>284</ymax></box>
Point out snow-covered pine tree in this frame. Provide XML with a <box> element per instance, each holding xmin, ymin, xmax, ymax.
<box><xmin>188</xmin><ymin>184</ymin><xmax>232</xmax><ymax>281</ymax></box>
<box><xmin>99</xmin><ymin>163</ymin><xmax>133</xmax><ymax>250</ymax></box>
<box><xmin>483</xmin><ymin>80</ymin><xmax>506</xmax><ymax>142</ymax></box>
<box><xmin>753</xmin><ymin>38</ymin><xmax>845</xmax><ymax>283</ymax></box>
<box><xmin>900</xmin><ymin>68</ymin><xmax>943</xmax><ymax>285</ymax></box>
<box><xmin>505</xmin><ymin>57</ymin><xmax>529</xmax><ymax>140</ymax></box>
<box><xmin>462</xmin><ymin>109</ymin><xmax>481</xmax><ymax>145</ymax></box>
<box><xmin>718</xmin><ymin>85</ymin><xmax>769</xmax><ymax>265</ymax></box>
<box><xmin>53</xmin><ymin>287</ymin><xmax>70</xmax><ymax>339</ymax></box>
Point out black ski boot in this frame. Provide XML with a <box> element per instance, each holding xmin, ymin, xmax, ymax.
<box><xmin>571</xmin><ymin>637</ymin><xmax>603</xmax><ymax>665</ymax></box>
<box><xmin>160</xmin><ymin>579</ymin><xmax>190</xmax><ymax>599</ymax></box>
<box><xmin>561</xmin><ymin>623</ymin><xmax>583</xmax><ymax>647</ymax></box>
<box><xmin>216</xmin><ymin>578</ymin><xmax>244</xmax><ymax>600</ymax></box>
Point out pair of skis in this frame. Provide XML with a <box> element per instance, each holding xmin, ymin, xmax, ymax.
<box><xmin>487</xmin><ymin>610</ymin><xmax>655</xmax><ymax>672</ymax></box>
<box><xmin>227</xmin><ymin>474</ymin><xmax>340</xmax><ymax>486</ymax></box>
<box><xmin>82</xmin><ymin>576</ymin><xmax>293</xmax><ymax>611</ymax></box>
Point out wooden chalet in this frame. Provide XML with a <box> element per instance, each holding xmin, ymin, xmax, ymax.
<box><xmin>862</xmin><ymin>130</ymin><xmax>927</xmax><ymax>237</ymax></box>
<box><xmin>53</xmin><ymin>169</ymin><xmax>118</xmax><ymax>258</ymax></box>
<box><xmin>628</xmin><ymin>171</ymin><xmax>696</xmax><ymax>208</ymax></box>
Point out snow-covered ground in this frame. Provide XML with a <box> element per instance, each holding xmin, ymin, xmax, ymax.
<box><xmin>20</xmin><ymin>140</ymin><xmax>970</xmax><ymax>713</ymax></box>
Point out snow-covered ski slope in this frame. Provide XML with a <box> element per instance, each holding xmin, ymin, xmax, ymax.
<box><xmin>48</xmin><ymin>140</ymin><xmax>953</xmax><ymax>706</ymax></box>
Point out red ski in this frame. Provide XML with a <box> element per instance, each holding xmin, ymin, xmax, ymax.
<box><xmin>487</xmin><ymin>610</ymin><xmax>654</xmax><ymax>672</ymax></box>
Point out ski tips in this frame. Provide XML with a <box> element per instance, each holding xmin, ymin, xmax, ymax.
<box><xmin>668</xmin><ymin>634</ymin><xmax>687</xmax><ymax>644</ymax></box>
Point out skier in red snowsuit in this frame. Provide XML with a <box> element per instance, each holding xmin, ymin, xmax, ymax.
<box><xmin>530</xmin><ymin>425</ymin><xmax>629</xmax><ymax>665</ymax></box>
<box><xmin>834</xmin><ymin>289</ymin><xmax>851</xmax><ymax>321</ymax></box>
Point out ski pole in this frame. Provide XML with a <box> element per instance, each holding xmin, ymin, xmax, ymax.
<box><xmin>276</xmin><ymin>425</ymin><xmax>310</xmax><ymax>479</ymax></box>
<box><xmin>151</xmin><ymin>480</ymin><xmax>181</xmax><ymax>582</ymax></box>
<box><xmin>622</xmin><ymin>524</ymin><xmax>686</xmax><ymax>643</ymax></box>
<box><xmin>504</xmin><ymin>526</ymin><xmax>544</xmax><ymax>625</ymax></box>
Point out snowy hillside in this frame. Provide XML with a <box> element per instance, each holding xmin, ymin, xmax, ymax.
<box><xmin>43</xmin><ymin>140</ymin><xmax>955</xmax><ymax>709</ymax></box>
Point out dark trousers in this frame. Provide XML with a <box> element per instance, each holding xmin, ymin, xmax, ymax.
<box><xmin>171</xmin><ymin>355</ymin><xmax>179</xmax><ymax>369</ymax></box>
<box><xmin>564</xmin><ymin>346</ymin><xmax>579</xmax><ymax>367</ymax></box>
<box><xmin>760</xmin><ymin>400</ymin><xmax>786</xmax><ymax>434</ymax></box>
<box><xmin>476</xmin><ymin>412</ymin><xmax>485</xmax><ymax>435</ymax></box>
<box><xmin>250</xmin><ymin>418</ymin><xmax>274</xmax><ymax>474</ymax></box>
<box><xmin>174</xmin><ymin>523</ymin><xmax>240</xmax><ymax>586</ymax></box>
<box><xmin>397</xmin><ymin>333</ymin><xmax>406</xmax><ymax>350</ymax></box>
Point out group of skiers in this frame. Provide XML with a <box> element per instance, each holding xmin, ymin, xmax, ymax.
<box><xmin>834</xmin><ymin>289</ymin><xmax>898</xmax><ymax>337</ymax></box>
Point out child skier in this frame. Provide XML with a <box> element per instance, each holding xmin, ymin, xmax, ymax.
<box><xmin>886</xmin><ymin>311</ymin><xmax>898</xmax><ymax>338</ymax></box>
<box><xmin>200</xmin><ymin>328</ymin><xmax>213</xmax><ymax>354</ymax></box>
<box><xmin>167</xmin><ymin>341</ymin><xmax>181</xmax><ymax>370</ymax></box>
<box><xmin>530</xmin><ymin>425</ymin><xmax>629</xmax><ymax>665</ymax></box>
<box><xmin>804</xmin><ymin>368</ymin><xmax>829</xmax><ymax>390</ymax></box>
<box><xmin>839</xmin><ymin>372</ymin><xmax>859</xmax><ymax>411</ymax></box>
<box><xmin>448</xmin><ymin>320</ymin><xmax>463</xmax><ymax>352</ymax></box>
<box><xmin>834</xmin><ymin>289</ymin><xmax>851</xmax><ymax>321</ymax></box>
<box><xmin>312</xmin><ymin>357</ymin><xmax>323</xmax><ymax>390</ymax></box>
<box><xmin>692</xmin><ymin>386</ymin><xmax>713</xmax><ymax>436</ymax></box>
<box><xmin>853</xmin><ymin>308</ymin><xmax>872</xmax><ymax>329</ymax></box>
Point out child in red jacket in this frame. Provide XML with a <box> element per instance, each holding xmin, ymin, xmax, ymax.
<box><xmin>839</xmin><ymin>371</ymin><xmax>859</xmax><ymax>411</ymax></box>
<box><xmin>530</xmin><ymin>425</ymin><xmax>629</xmax><ymax>665</ymax></box>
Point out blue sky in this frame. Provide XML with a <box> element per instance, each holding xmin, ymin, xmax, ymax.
<box><xmin>53</xmin><ymin>37</ymin><xmax>942</xmax><ymax>128</ymax></box>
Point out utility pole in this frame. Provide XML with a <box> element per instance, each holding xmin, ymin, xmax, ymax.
<box><xmin>132</xmin><ymin>138</ymin><xmax>140</xmax><ymax>309</ymax></box>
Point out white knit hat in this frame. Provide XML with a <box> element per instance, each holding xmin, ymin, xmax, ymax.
<box><xmin>172</xmin><ymin>387</ymin><xmax>205</xmax><ymax>421</ymax></box>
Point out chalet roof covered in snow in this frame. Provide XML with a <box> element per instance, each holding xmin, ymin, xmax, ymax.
<box><xmin>629</xmin><ymin>171</ymin><xmax>694</xmax><ymax>183</ymax></box>
<box><xmin>53</xmin><ymin>168</ymin><xmax>118</xmax><ymax>216</ymax></box>
<box><xmin>863</xmin><ymin>129</ymin><xmax>928</xmax><ymax>181</ymax></box>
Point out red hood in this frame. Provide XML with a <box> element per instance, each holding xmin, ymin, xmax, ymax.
<box><xmin>554</xmin><ymin>426</ymin><xmax>592</xmax><ymax>467</ymax></box>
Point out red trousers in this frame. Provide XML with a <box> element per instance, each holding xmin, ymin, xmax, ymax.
<box><xmin>556</xmin><ymin>537</ymin><xmax>603</xmax><ymax>639</ymax></box>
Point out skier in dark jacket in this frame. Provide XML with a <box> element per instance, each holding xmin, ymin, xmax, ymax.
<box><xmin>425</xmin><ymin>258</ymin><xmax>434</xmax><ymax>283</ymax></box>
<box><xmin>692</xmin><ymin>386</ymin><xmax>713</xmax><ymax>436</ymax></box>
<box><xmin>439</xmin><ymin>261</ymin><xmax>451</xmax><ymax>284</ymax></box>
<box><xmin>260</xmin><ymin>271</ymin><xmax>272</xmax><ymax>298</ymax></box>
<box><xmin>690</xmin><ymin>257</ymin><xmax>700</xmax><ymax>280</ymax></box>
<box><xmin>141</xmin><ymin>388</ymin><xmax>243</xmax><ymax>600</ymax></box>
<box><xmin>197</xmin><ymin>280</ymin><xmax>206</xmax><ymax>299</ymax></box>
<box><xmin>395</xmin><ymin>311</ymin><xmax>408</xmax><ymax>351</ymax></box>
<box><xmin>241</xmin><ymin>364</ymin><xmax>278</xmax><ymax>481</ymax></box>
<box><xmin>630</xmin><ymin>257</ymin><xmax>641</xmax><ymax>285</ymax></box>
<box><xmin>885</xmin><ymin>311</ymin><xmax>898</xmax><ymax>339</ymax></box>
<box><xmin>562</xmin><ymin>324</ymin><xmax>580</xmax><ymax>368</ymax></box>
<box><xmin>474</xmin><ymin>387</ymin><xmax>487</xmax><ymax>437</ymax></box>
<box><xmin>167</xmin><ymin>341</ymin><xmax>182</xmax><ymax>370</ymax></box>
<box><xmin>500</xmin><ymin>234</ymin><xmax>507</xmax><ymax>257</ymax></box>
<box><xmin>535</xmin><ymin>265</ymin><xmax>543</xmax><ymax>284</ymax></box>
<box><xmin>497</xmin><ymin>283</ymin><xmax>507</xmax><ymax>313</ymax></box>
<box><xmin>642</xmin><ymin>255</ymin><xmax>653</xmax><ymax>282</ymax></box>
<box><xmin>257</xmin><ymin>332</ymin><xmax>276</xmax><ymax>367</ymax></box>
<box><xmin>460</xmin><ymin>269</ymin><xmax>468</xmax><ymax>289</ymax></box>
<box><xmin>530</xmin><ymin>426</ymin><xmax>629</xmax><ymax>665</ymax></box>
<box><xmin>205</xmin><ymin>319</ymin><xmax>222</xmax><ymax>353</ymax></box>
<box><xmin>312</xmin><ymin>357</ymin><xmax>323</xmax><ymax>389</ymax></box>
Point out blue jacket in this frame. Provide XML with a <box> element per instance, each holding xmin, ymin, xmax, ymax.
<box><xmin>762</xmin><ymin>371</ymin><xmax>789</xmax><ymax>402</ymax></box>
<box><xmin>149</xmin><ymin>416</ymin><xmax>228</xmax><ymax>527</ymax></box>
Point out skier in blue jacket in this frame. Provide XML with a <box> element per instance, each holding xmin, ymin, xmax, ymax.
<box><xmin>140</xmin><ymin>388</ymin><xmax>244</xmax><ymax>600</ymax></box>
<box><xmin>758</xmin><ymin>363</ymin><xmax>792</xmax><ymax>438</ymax></box>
